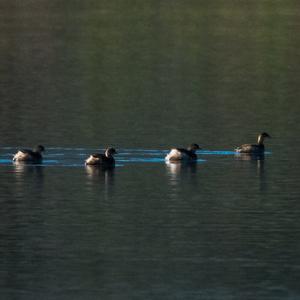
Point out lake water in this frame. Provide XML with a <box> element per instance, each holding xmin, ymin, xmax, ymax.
<box><xmin>0</xmin><ymin>1</ymin><xmax>300</xmax><ymax>299</ymax></box>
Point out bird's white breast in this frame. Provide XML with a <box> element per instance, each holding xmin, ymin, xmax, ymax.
<box><xmin>165</xmin><ymin>149</ymin><xmax>185</xmax><ymax>161</ymax></box>
<box><xmin>85</xmin><ymin>155</ymin><xmax>99</xmax><ymax>165</ymax></box>
<box><xmin>13</xmin><ymin>151</ymin><xmax>29</xmax><ymax>161</ymax></box>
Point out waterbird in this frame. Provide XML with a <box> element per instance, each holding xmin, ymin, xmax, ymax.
<box><xmin>12</xmin><ymin>145</ymin><xmax>45</xmax><ymax>163</ymax></box>
<box><xmin>235</xmin><ymin>132</ymin><xmax>271</xmax><ymax>154</ymax></box>
<box><xmin>165</xmin><ymin>143</ymin><xmax>201</xmax><ymax>162</ymax></box>
<box><xmin>85</xmin><ymin>147</ymin><xmax>117</xmax><ymax>166</ymax></box>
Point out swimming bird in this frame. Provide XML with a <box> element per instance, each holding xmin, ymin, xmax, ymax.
<box><xmin>85</xmin><ymin>147</ymin><xmax>117</xmax><ymax>166</ymax></box>
<box><xmin>165</xmin><ymin>143</ymin><xmax>201</xmax><ymax>162</ymax></box>
<box><xmin>12</xmin><ymin>145</ymin><xmax>45</xmax><ymax>163</ymax></box>
<box><xmin>235</xmin><ymin>132</ymin><xmax>271</xmax><ymax>154</ymax></box>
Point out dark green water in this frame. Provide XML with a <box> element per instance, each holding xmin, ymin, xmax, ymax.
<box><xmin>0</xmin><ymin>1</ymin><xmax>300</xmax><ymax>299</ymax></box>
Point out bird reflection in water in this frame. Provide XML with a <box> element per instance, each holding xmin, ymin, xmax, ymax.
<box><xmin>13</xmin><ymin>162</ymin><xmax>44</xmax><ymax>189</ymax></box>
<box><xmin>85</xmin><ymin>165</ymin><xmax>115</xmax><ymax>187</ymax></box>
<box><xmin>13</xmin><ymin>161</ymin><xmax>44</xmax><ymax>176</ymax></box>
<box><xmin>234</xmin><ymin>153</ymin><xmax>265</xmax><ymax>172</ymax></box>
<box><xmin>234</xmin><ymin>153</ymin><xmax>266</xmax><ymax>191</ymax></box>
<box><xmin>166</xmin><ymin>161</ymin><xmax>198</xmax><ymax>187</ymax></box>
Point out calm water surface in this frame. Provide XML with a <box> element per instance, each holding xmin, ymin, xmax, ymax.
<box><xmin>0</xmin><ymin>1</ymin><xmax>300</xmax><ymax>300</ymax></box>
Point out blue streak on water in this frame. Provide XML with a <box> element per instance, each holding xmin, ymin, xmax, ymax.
<box><xmin>199</xmin><ymin>150</ymin><xmax>236</xmax><ymax>155</ymax></box>
<box><xmin>123</xmin><ymin>149</ymin><xmax>164</xmax><ymax>152</ymax></box>
<box><xmin>199</xmin><ymin>150</ymin><xmax>271</xmax><ymax>155</ymax></box>
<box><xmin>118</xmin><ymin>158</ymin><xmax>206</xmax><ymax>164</ymax></box>
<box><xmin>0</xmin><ymin>159</ymin><xmax>11</xmax><ymax>164</ymax></box>
<box><xmin>42</xmin><ymin>160</ymin><xmax>60</xmax><ymax>164</ymax></box>
<box><xmin>118</xmin><ymin>158</ymin><xmax>166</xmax><ymax>163</ymax></box>
<box><xmin>1</xmin><ymin>148</ymin><xmax>271</xmax><ymax>167</ymax></box>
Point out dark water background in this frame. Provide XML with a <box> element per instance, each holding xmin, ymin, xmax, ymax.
<box><xmin>0</xmin><ymin>1</ymin><xmax>300</xmax><ymax>299</ymax></box>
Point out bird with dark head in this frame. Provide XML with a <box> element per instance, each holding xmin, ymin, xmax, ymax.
<box><xmin>165</xmin><ymin>143</ymin><xmax>201</xmax><ymax>162</ymax></box>
<box><xmin>235</xmin><ymin>132</ymin><xmax>271</xmax><ymax>154</ymax></box>
<box><xmin>13</xmin><ymin>145</ymin><xmax>45</xmax><ymax>163</ymax></box>
<box><xmin>85</xmin><ymin>147</ymin><xmax>117</xmax><ymax>166</ymax></box>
